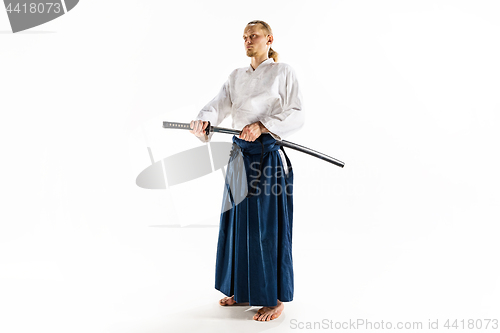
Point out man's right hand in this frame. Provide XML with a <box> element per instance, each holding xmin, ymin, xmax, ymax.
<box><xmin>190</xmin><ymin>120</ymin><xmax>209</xmax><ymax>138</ymax></box>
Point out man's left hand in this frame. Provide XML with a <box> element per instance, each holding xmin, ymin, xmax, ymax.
<box><xmin>239</xmin><ymin>121</ymin><xmax>269</xmax><ymax>142</ymax></box>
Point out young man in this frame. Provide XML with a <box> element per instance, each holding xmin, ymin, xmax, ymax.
<box><xmin>190</xmin><ymin>20</ymin><xmax>304</xmax><ymax>322</ymax></box>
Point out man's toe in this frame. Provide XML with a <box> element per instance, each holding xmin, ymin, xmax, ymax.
<box><xmin>220</xmin><ymin>296</ymin><xmax>232</xmax><ymax>306</ymax></box>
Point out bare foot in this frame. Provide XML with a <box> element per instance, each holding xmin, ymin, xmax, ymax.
<box><xmin>253</xmin><ymin>300</ymin><xmax>284</xmax><ymax>321</ymax></box>
<box><xmin>219</xmin><ymin>295</ymin><xmax>249</xmax><ymax>306</ymax></box>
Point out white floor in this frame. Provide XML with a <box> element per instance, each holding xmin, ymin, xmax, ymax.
<box><xmin>2</xmin><ymin>210</ymin><xmax>499</xmax><ymax>333</ymax></box>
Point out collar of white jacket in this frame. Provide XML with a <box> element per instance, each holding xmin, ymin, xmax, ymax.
<box><xmin>246</xmin><ymin>58</ymin><xmax>275</xmax><ymax>73</ymax></box>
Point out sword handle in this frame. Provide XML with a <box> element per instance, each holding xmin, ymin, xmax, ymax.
<box><xmin>162</xmin><ymin>121</ymin><xmax>191</xmax><ymax>130</ymax></box>
<box><xmin>205</xmin><ymin>121</ymin><xmax>211</xmax><ymax>136</ymax></box>
<box><xmin>162</xmin><ymin>121</ymin><xmax>212</xmax><ymax>137</ymax></box>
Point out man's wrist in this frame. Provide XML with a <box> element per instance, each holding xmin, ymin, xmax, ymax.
<box><xmin>258</xmin><ymin>121</ymin><xmax>269</xmax><ymax>133</ymax></box>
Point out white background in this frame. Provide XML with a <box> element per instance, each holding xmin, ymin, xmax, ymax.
<box><xmin>1</xmin><ymin>1</ymin><xmax>499</xmax><ymax>332</ymax></box>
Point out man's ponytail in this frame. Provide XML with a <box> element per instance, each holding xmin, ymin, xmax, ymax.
<box><xmin>268</xmin><ymin>47</ymin><xmax>278</xmax><ymax>62</ymax></box>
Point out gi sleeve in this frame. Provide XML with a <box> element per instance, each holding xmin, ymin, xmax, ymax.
<box><xmin>194</xmin><ymin>78</ymin><xmax>232</xmax><ymax>143</ymax></box>
<box><xmin>260</xmin><ymin>65</ymin><xmax>305</xmax><ymax>140</ymax></box>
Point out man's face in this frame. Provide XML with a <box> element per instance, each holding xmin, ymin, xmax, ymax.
<box><xmin>243</xmin><ymin>24</ymin><xmax>271</xmax><ymax>58</ymax></box>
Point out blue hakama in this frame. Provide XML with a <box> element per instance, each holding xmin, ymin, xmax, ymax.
<box><xmin>215</xmin><ymin>133</ymin><xmax>294</xmax><ymax>307</ymax></box>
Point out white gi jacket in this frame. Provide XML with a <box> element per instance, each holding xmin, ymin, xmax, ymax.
<box><xmin>195</xmin><ymin>58</ymin><xmax>304</xmax><ymax>142</ymax></box>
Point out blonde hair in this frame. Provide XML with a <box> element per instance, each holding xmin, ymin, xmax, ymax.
<box><xmin>247</xmin><ymin>20</ymin><xmax>279</xmax><ymax>62</ymax></box>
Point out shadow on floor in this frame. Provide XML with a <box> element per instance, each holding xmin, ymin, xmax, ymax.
<box><xmin>108</xmin><ymin>301</ymin><xmax>287</xmax><ymax>333</ymax></box>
